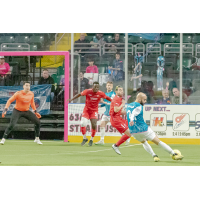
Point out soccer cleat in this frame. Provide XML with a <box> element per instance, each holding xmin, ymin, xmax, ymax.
<box><xmin>0</xmin><ymin>139</ymin><xmax>5</xmax><ymax>145</ymax></box>
<box><xmin>112</xmin><ymin>144</ymin><xmax>121</xmax><ymax>155</ymax></box>
<box><xmin>81</xmin><ymin>138</ymin><xmax>88</xmax><ymax>146</ymax></box>
<box><xmin>153</xmin><ymin>155</ymin><xmax>160</xmax><ymax>162</ymax></box>
<box><xmin>125</xmin><ymin>138</ymin><xmax>131</xmax><ymax>146</ymax></box>
<box><xmin>34</xmin><ymin>139</ymin><xmax>37</xmax><ymax>142</ymax></box>
<box><xmin>88</xmin><ymin>140</ymin><xmax>93</xmax><ymax>146</ymax></box>
<box><xmin>36</xmin><ymin>140</ymin><xmax>43</xmax><ymax>145</ymax></box>
<box><xmin>95</xmin><ymin>140</ymin><xmax>104</xmax><ymax>145</ymax></box>
<box><xmin>172</xmin><ymin>153</ymin><xmax>184</xmax><ymax>160</ymax></box>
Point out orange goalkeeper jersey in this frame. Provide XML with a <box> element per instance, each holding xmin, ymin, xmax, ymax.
<box><xmin>5</xmin><ymin>90</ymin><xmax>36</xmax><ymax>112</ymax></box>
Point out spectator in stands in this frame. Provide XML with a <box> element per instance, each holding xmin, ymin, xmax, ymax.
<box><xmin>0</xmin><ymin>56</ymin><xmax>11</xmax><ymax>86</ymax></box>
<box><xmin>0</xmin><ymin>56</ymin><xmax>10</xmax><ymax>76</ymax></box>
<box><xmin>156</xmin><ymin>89</ymin><xmax>171</xmax><ymax>104</ymax></box>
<box><xmin>38</xmin><ymin>69</ymin><xmax>55</xmax><ymax>102</ymax></box>
<box><xmin>108</xmin><ymin>52</ymin><xmax>124</xmax><ymax>81</ymax></box>
<box><xmin>172</xmin><ymin>88</ymin><xmax>188</xmax><ymax>104</ymax></box>
<box><xmin>90</xmin><ymin>33</ymin><xmax>107</xmax><ymax>46</ymax></box>
<box><xmin>168</xmin><ymin>79</ymin><xmax>177</xmax><ymax>96</ymax></box>
<box><xmin>74</xmin><ymin>33</ymin><xmax>90</xmax><ymax>53</ymax></box>
<box><xmin>147</xmin><ymin>81</ymin><xmax>156</xmax><ymax>102</ymax></box>
<box><xmin>110</xmin><ymin>33</ymin><xmax>123</xmax><ymax>43</ymax></box>
<box><xmin>86</xmin><ymin>58</ymin><xmax>98</xmax><ymax>73</ymax></box>
<box><xmin>137</xmin><ymin>80</ymin><xmax>151</xmax><ymax>104</ymax></box>
<box><xmin>74</xmin><ymin>72</ymin><xmax>90</xmax><ymax>92</ymax></box>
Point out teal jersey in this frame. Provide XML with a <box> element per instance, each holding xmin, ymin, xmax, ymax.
<box><xmin>126</xmin><ymin>102</ymin><xmax>148</xmax><ymax>134</ymax></box>
<box><xmin>100</xmin><ymin>91</ymin><xmax>115</xmax><ymax>116</ymax></box>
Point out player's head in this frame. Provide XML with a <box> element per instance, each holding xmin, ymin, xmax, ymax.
<box><xmin>88</xmin><ymin>58</ymin><xmax>94</xmax><ymax>66</ymax></box>
<box><xmin>115</xmin><ymin>85</ymin><xmax>123</xmax><ymax>97</ymax></box>
<box><xmin>162</xmin><ymin>89</ymin><xmax>169</xmax><ymax>98</ymax></box>
<box><xmin>23</xmin><ymin>81</ymin><xmax>31</xmax><ymax>92</ymax></box>
<box><xmin>0</xmin><ymin>56</ymin><xmax>5</xmax><ymax>64</ymax></box>
<box><xmin>42</xmin><ymin>69</ymin><xmax>49</xmax><ymax>79</ymax></box>
<box><xmin>172</xmin><ymin>88</ymin><xmax>180</xmax><ymax>97</ymax></box>
<box><xmin>92</xmin><ymin>82</ymin><xmax>99</xmax><ymax>93</ymax></box>
<box><xmin>106</xmin><ymin>81</ymin><xmax>113</xmax><ymax>92</ymax></box>
<box><xmin>116</xmin><ymin>52</ymin><xmax>120</xmax><ymax>60</ymax></box>
<box><xmin>157</xmin><ymin>56</ymin><xmax>165</xmax><ymax>67</ymax></box>
<box><xmin>136</xmin><ymin>92</ymin><xmax>147</xmax><ymax>106</ymax></box>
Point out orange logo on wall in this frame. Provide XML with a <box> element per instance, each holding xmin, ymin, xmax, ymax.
<box><xmin>152</xmin><ymin>117</ymin><xmax>164</xmax><ymax>126</ymax></box>
<box><xmin>175</xmin><ymin>114</ymin><xmax>186</xmax><ymax>123</ymax></box>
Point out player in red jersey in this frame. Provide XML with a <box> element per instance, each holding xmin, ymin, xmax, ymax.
<box><xmin>109</xmin><ymin>85</ymin><xmax>132</xmax><ymax>155</ymax></box>
<box><xmin>67</xmin><ymin>82</ymin><xmax>112</xmax><ymax>146</ymax></box>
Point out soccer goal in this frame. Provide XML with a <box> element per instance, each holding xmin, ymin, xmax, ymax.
<box><xmin>0</xmin><ymin>51</ymin><xmax>69</xmax><ymax>142</ymax></box>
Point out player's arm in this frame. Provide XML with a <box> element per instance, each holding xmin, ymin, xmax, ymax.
<box><xmin>31</xmin><ymin>94</ymin><xmax>41</xmax><ymax>119</ymax></box>
<box><xmin>114</xmin><ymin>99</ymin><xmax>125</xmax><ymax>113</ymax></box>
<box><xmin>2</xmin><ymin>92</ymin><xmax>18</xmax><ymax>117</ymax></box>
<box><xmin>67</xmin><ymin>89</ymin><xmax>88</xmax><ymax>103</ymax></box>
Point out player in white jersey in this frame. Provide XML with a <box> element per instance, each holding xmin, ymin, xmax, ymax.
<box><xmin>126</xmin><ymin>92</ymin><xmax>184</xmax><ymax>161</ymax></box>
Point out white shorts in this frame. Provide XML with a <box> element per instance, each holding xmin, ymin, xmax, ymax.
<box><xmin>132</xmin><ymin>127</ymin><xmax>156</xmax><ymax>142</ymax></box>
<box><xmin>101</xmin><ymin>115</ymin><xmax>110</xmax><ymax>122</ymax></box>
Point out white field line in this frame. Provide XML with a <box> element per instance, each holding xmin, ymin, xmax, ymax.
<box><xmin>0</xmin><ymin>144</ymin><xmax>142</xmax><ymax>157</ymax></box>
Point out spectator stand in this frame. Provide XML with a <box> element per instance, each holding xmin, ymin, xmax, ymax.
<box><xmin>103</xmin><ymin>43</ymin><xmax>134</xmax><ymax>55</ymax></box>
<box><xmin>146</xmin><ymin>43</ymin><xmax>161</xmax><ymax>62</ymax></box>
<box><xmin>74</xmin><ymin>43</ymin><xmax>101</xmax><ymax>56</ymax></box>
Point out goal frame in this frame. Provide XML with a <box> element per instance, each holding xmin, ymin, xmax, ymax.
<box><xmin>0</xmin><ymin>51</ymin><xmax>69</xmax><ymax>142</ymax></box>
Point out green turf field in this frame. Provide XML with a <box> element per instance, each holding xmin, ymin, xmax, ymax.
<box><xmin>0</xmin><ymin>140</ymin><xmax>199</xmax><ymax>166</ymax></box>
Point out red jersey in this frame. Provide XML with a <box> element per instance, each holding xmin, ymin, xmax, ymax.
<box><xmin>81</xmin><ymin>89</ymin><xmax>107</xmax><ymax>111</ymax></box>
<box><xmin>109</xmin><ymin>95</ymin><xmax>123</xmax><ymax>118</ymax></box>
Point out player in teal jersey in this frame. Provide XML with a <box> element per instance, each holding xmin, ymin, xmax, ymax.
<box><xmin>95</xmin><ymin>81</ymin><xmax>115</xmax><ymax>145</ymax></box>
<box><xmin>126</xmin><ymin>92</ymin><xmax>184</xmax><ymax>161</ymax></box>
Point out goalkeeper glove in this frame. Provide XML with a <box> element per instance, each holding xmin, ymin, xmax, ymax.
<box><xmin>34</xmin><ymin>110</ymin><xmax>41</xmax><ymax>119</ymax></box>
<box><xmin>2</xmin><ymin>108</ymin><xmax>8</xmax><ymax>118</ymax></box>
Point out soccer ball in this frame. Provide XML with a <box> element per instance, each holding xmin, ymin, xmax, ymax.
<box><xmin>170</xmin><ymin>149</ymin><xmax>182</xmax><ymax>159</ymax></box>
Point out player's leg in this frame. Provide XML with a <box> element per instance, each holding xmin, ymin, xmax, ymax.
<box><xmin>0</xmin><ymin>109</ymin><xmax>21</xmax><ymax>145</ymax></box>
<box><xmin>23</xmin><ymin>111</ymin><xmax>42</xmax><ymax>145</ymax></box>
<box><xmin>95</xmin><ymin>116</ymin><xmax>109</xmax><ymax>145</ymax></box>
<box><xmin>88</xmin><ymin>118</ymin><xmax>98</xmax><ymax>146</ymax></box>
<box><xmin>112</xmin><ymin>127</ymin><xmax>131</xmax><ymax>155</ymax></box>
<box><xmin>148</xmin><ymin>128</ymin><xmax>184</xmax><ymax>160</ymax></box>
<box><xmin>80</xmin><ymin>116</ymin><xmax>89</xmax><ymax>146</ymax></box>
<box><xmin>140</xmin><ymin>139</ymin><xmax>160</xmax><ymax>162</ymax></box>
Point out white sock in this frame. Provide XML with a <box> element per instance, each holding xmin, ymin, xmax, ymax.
<box><xmin>100</xmin><ymin>127</ymin><xmax>105</xmax><ymax>141</ymax></box>
<box><xmin>83</xmin><ymin>134</ymin><xmax>87</xmax><ymax>139</ymax></box>
<box><xmin>90</xmin><ymin>137</ymin><xmax>94</xmax><ymax>141</ymax></box>
<box><xmin>143</xmin><ymin>141</ymin><xmax>156</xmax><ymax>157</ymax></box>
<box><xmin>158</xmin><ymin>141</ymin><xmax>174</xmax><ymax>155</ymax></box>
<box><xmin>36</xmin><ymin>137</ymin><xmax>39</xmax><ymax>140</ymax></box>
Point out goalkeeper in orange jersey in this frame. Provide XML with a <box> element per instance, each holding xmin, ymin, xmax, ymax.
<box><xmin>0</xmin><ymin>81</ymin><xmax>42</xmax><ymax>145</ymax></box>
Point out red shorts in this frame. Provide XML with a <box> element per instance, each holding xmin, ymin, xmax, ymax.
<box><xmin>110</xmin><ymin>117</ymin><xmax>129</xmax><ymax>134</ymax></box>
<box><xmin>82</xmin><ymin>107</ymin><xmax>98</xmax><ymax>120</ymax></box>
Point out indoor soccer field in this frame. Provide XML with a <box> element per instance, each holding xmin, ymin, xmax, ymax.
<box><xmin>0</xmin><ymin>139</ymin><xmax>199</xmax><ymax>166</ymax></box>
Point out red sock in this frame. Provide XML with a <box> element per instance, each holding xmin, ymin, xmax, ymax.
<box><xmin>91</xmin><ymin>129</ymin><xmax>96</xmax><ymax>137</ymax></box>
<box><xmin>116</xmin><ymin>134</ymin><xmax>130</xmax><ymax>147</ymax></box>
<box><xmin>81</xmin><ymin>127</ymin><xmax>86</xmax><ymax>135</ymax></box>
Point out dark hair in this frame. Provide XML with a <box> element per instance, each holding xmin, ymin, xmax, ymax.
<box><xmin>88</xmin><ymin>58</ymin><xmax>94</xmax><ymax>62</ymax></box>
<box><xmin>93</xmin><ymin>81</ymin><xmax>99</xmax><ymax>85</ymax></box>
<box><xmin>23</xmin><ymin>81</ymin><xmax>31</xmax><ymax>85</ymax></box>
<box><xmin>106</xmin><ymin>81</ymin><xmax>113</xmax><ymax>85</ymax></box>
<box><xmin>115</xmin><ymin>85</ymin><xmax>123</xmax><ymax>91</ymax></box>
<box><xmin>116</xmin><ymin>52</ymin><xmax>120</xmax><ymax>56</ymax></box>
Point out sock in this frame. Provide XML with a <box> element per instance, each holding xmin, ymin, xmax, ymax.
<box><xmin>116</xmin><ymin>134</ymin><xmax>130</xmax><ymax>147</ymax></box>
<box><xmin>158</xmin><ymin>141</ymin><xmax>174</xmax><ymax>155</ymax></box>
<box><xmin>36</xmin><ymin>137</ymin><xmax>39</xmax><ymax>140</ymax></box>
<box><xmin>91</xmin><ymin>129</ymin><xmax>96</xmax><ymax>137</ymax></box>
<box><xmin>90</xmin><ymin>137</ymin><xmax>94</xmax><ymax>141</ymax></box>
<box><xmin>81</xmin><ymin>127</ymin><xmax>86</xmax><ymax>136</ymax></box>
<box><xmin>100</xmin><ymin>127</ymin><xmax>105</xmax><ymax>141</ymax></box>
<box><xmin>143</xmin><ymin>141</ymin><xmax>156</xmax><ymax>157</ymax></box>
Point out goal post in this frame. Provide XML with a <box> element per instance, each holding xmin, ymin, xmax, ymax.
<box><xmin>0</xmin><ymin>51</ymin><xmax>69</xmax><ymax>142</ymax></box>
